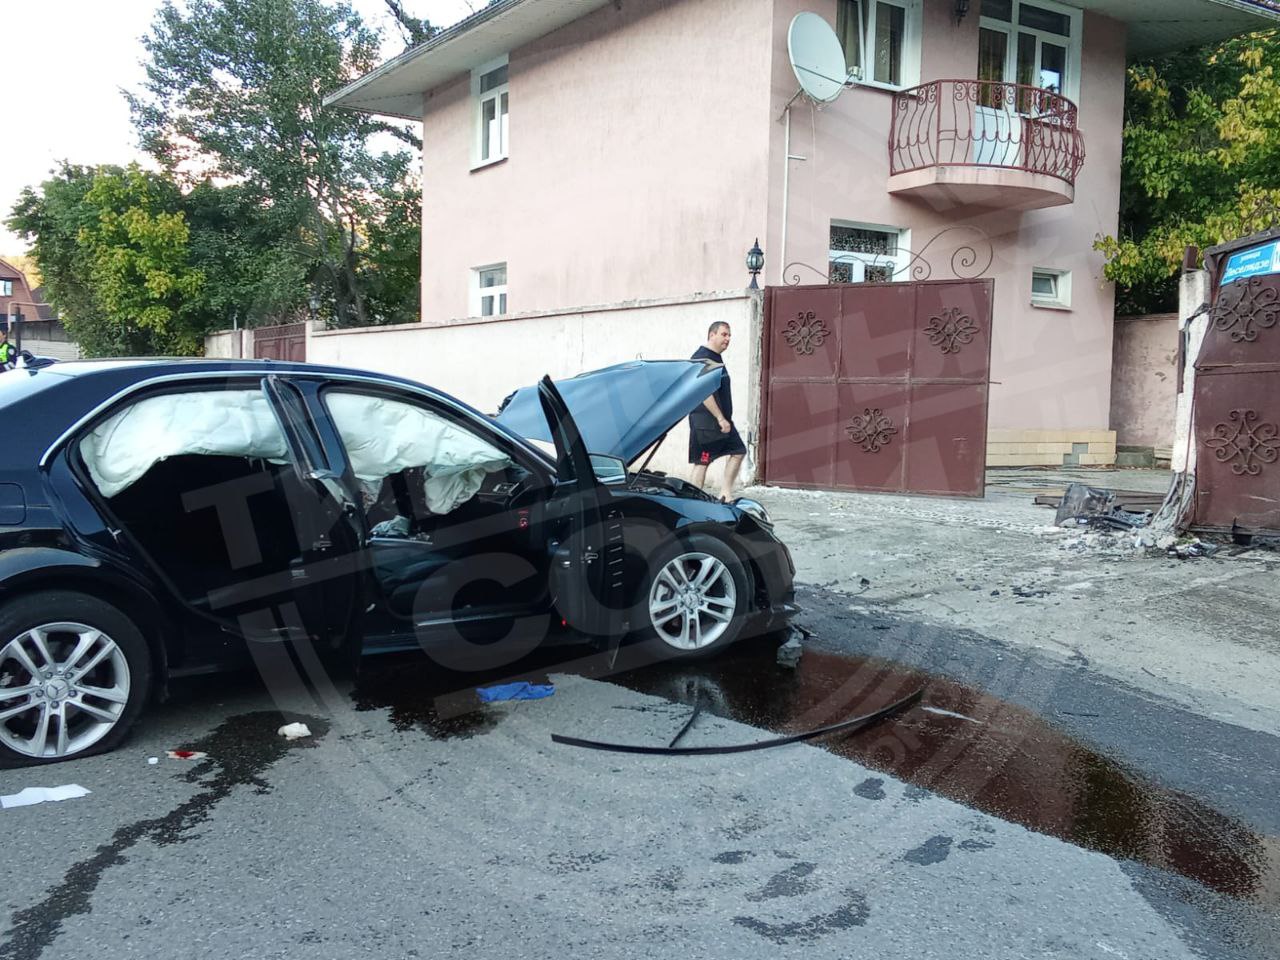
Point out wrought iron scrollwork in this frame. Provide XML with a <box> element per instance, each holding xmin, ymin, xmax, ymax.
<box><xmin>1205</xmin><ymin>409</ymin><xmax>1280</xmax><ymax>476</ymax></box>
<box><xmin>782</xmin><ymin>311</ymin><xmax>829</xmax><ymax>356</ymax></box>
<box><xmin>1213</xmin><ymin>276</ymin><xmax>1280</xmax><ymax>343</ymax></box>
<box><xmin>925</xmin><ymin>307</ymin><xmax>979</xmax><ymax>355</ymax></box>
<box><xmin>784</xmin><ymin>225</ymin><xmax>994</xmax><ymax>287</ymax></box>
<box><xmin>846</xmin><ymin>408</ymin><xmax>898</xmax><ymax>453</ymax></box>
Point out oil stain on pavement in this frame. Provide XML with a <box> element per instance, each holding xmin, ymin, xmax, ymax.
<box><xmin>0</xmin><ymin>711</ymin><xmax>326</xmax><ymax>960</ymax></box>
<box><xmin>608</xmin><ymin>642</ymin><xmax>1280</xmax><ymax>912</ymax></box>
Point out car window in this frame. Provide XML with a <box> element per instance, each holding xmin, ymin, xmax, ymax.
<box><xmin>78</xmin><ymin>388</ymin><xmax>290</xmax><ymax>498</ymax></box>
<box><xmin>324</xmin><ymin>390</ymin><xmax>515</xmax><ymax>517</ymax></box>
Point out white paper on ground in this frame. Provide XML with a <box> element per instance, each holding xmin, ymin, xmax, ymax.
<box><xmin>1</xmin><ymin>784</ymin><xmax>91</xmax><ymax>809</ymax></box>
<box><xmin>278</xmin><ymin>722</ymin><xmax>312</xmax><ymax>740</ymax></box>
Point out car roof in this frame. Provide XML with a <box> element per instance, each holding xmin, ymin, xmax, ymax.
<box><xmin>34</xmin><ymin>356</ymin><xmax>425</xmax><ymax>386</ymax></box>
<box><xmin>2</xmin><ymin>357</ymin><xmax>541</xmax><ymax>471</ymax></box>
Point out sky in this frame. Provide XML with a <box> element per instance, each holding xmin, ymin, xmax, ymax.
<box><xmin>0</xmin><ymin>0</ymin><xmax>480</xmax><ymax>255</ymax></box>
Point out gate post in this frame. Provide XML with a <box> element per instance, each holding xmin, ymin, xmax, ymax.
<box><xmin>743</xmin><ymin>288</ymin><xmax>766</xmax><ymax>486</ymax></box>
<box><xmin>1171</xmin><ymin>255</ymin><xmax>1211</xmax><ymax>476</ymax></box>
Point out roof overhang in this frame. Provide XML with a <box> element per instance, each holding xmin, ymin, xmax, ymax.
<box><xmin>324</xmin><ymin>0</ymin><xmax>614</xmax><ymax>119</ymax></box>
<box><xmin>326</xmin><ymin>0</ymin><xmax>1280</xmax><ymax>120</ymax></box>
<box><xmin>1072</xmin><ymin>0</ymin><xmax>1280</xmax><ymax>57</ymax></box>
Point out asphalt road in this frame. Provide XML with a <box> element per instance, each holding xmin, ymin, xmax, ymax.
<box><xmin>2</xmin><ymin>585</ymin><xmax>1277</xmax><ymax>960</ymax></box>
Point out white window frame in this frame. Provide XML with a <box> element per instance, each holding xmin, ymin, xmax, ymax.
<box><xmin>979</xmin><ymin>0</ymin><xmax>1082</xmax><ymax>103</ymax></box>
<box><xmin>472</xmin><ymin>263</ymin><xmax>508</xmax><ymax>318</ymax></box>
<box><xmin>1031</xmin><ymin>267</ymin><xmax>1072</xmax><ymax>309</ymax></box>
<box><xmin>471</xmin><ymin>54</ymin><xmax>509</xmax><ymax>169</ymax></box>
<box><xmin>839</xmin><ymin>0</ymin><xmax>923</xmax><ymax>91</ymax></box>
<box><xmin>829</xmin><ymin>222</ymin><xmax>912</xmax><ymax>284</ymax></box>
<box><xmin>0</xmin><ymin>280</ymin><xmax>12</xmax><ymax>297</ymax></box>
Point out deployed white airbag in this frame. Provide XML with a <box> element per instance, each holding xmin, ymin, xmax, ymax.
<box><xmin>326</xmin><ymin>393</ymin><xmax>512</xmax><ymax>515</ymax></box>
<box><xmin>80</xmin><ymin>391</ymin><xmax>290</xmax><ymax>498</ymax></box>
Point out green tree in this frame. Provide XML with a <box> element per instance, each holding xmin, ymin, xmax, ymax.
<box><xmin>129</xmin><ymin>0</ymin><xmax>423</xmax><ymax>327</ymax></box>
<box><xmin>1098</xmin><ymin>31</ymin><xmax>1280</xmax><ymax>313</ymax></box>
<box><xmin>8</xmin><ymin>164</ymin><xmax>212</xmax><ymax>356</ymax></box>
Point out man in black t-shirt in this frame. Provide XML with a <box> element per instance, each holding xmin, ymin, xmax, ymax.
<box><xmin>688</xmin><ymin>321</ymin><xmax>745</xmax><ymax>500</ymax></box>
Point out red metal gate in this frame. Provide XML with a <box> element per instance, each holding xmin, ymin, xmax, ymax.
<box><xmin>1192</xmin><ymin>234</ymin><xmax>1280</xmax><ymax>535</ymax></box>
<box><xmin>253</xmin><ymin>322</ymin><xmax>307</xmax><ymax>362</ymax></box>
<box><xmin>760</xmin><ymin>280</ymin><xmax>993</xmax><ymax>497</ymax></box>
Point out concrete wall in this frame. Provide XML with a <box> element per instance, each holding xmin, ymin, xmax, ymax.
<box><xmin>23</xmin><ymin>339</ymin><xmax>81</xmax><ymax>361</ymax></box>
<box><xmin>306</xmin><ymin>292</ymin><xmax>761</xmax><ymax>482</ymax></box>
<box><xmin>204</xmin><ymin>329</ymin><xmax>252</xmax><ymax>359</ymax></box>
<box><xmin>766</xmin><ymin>0</ymin><xmax>1127</xmax><ymax>443</ymax></box>
<box><xmin>1111</xmin><ymin>313</ymin><xmax>1179</xmax><ymax>452</ymax></box>
<box><xmin>419</xmin><ymin>0</ymin><xmax>774</xmax><ymax>324</ymax></box>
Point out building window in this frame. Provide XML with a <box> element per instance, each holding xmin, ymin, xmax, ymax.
<box><xmin>473</xmin><ymin>263</ymin><xmax>508</xmax><ymax>317</ymax></box>
<box><xmin>472</xmin><ymin>56</ymin><xmax>509</xmax><ymax>167</ymax></box>
<box><xmin>836</xmin><ymin>0</ymin><xmax>921</xmax><ymax>88</ymax></box>
<box><xmin>1031</xmin><ymin>267</ymin><xmax>1071</xmax><ymax>308</ymax></box>
<box><xmin>978</xmin><ymin>0</ymin><xmax>1081</xmax><ymax>102</ymax></box>
<box><xmin>830</xmin><ymin>223</ymin><xmax>909</xmax><ymax>283</ymax></box>
<box><xmin>0</xmin><ymin>280</ymin><xmax>12</xmax><ymax>297</ymax></box>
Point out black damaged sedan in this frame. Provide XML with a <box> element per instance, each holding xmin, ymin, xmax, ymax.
<box><xmin>0</xmin><ymin>358</ymin><xmax>796</xmax><ymax>766</ymax></box>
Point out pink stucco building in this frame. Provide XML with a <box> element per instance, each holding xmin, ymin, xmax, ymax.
<box><xmin>328</xmin><ymin>0</ymin><xmax>1280</xmax><ymax>469</ymax></box>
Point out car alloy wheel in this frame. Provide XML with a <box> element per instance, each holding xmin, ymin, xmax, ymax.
<box><xmin>0</xmin><ymin>622</ymin><xmax>132</xmax><ymax>760</ymax></box>
<box><xmin>648</xmin><ymin>552</ymin><xmax>738</xmax><ymax>651</ymax></box>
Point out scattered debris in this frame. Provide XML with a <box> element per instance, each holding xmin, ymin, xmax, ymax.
<box><xmin>1012</xmin><ymin>585</ymin><xmax>1050</xmax><ymax>598</ymax></box>
<box><xmin>1</xmin><ymin>785</ymin><xmax>91</xmax><ymax>810</ymax></box>
<box><xmin>667</xmin><ymin>695</ymin><xmax>705</xmax><ymax>748</ymax></box>
<box><xmin>1167</xmin><ymin>538</ymin><xmax>1220</xmax><ymax>560</ymax></box>
<box><xmin>475</xmin><ymin>681</ymin><xmax>555</xmax><ymax>703</ymax></box>
<box><xmin>277</xmin><ymin>722</ymin><xmax>313</xmax><ymax>739</ymax></box>
<box><xmin>166</xmin><ymin>749</ymin><xmax>208</xmax><ymax>761</ymax></box>
<box><xmin>551</xmin><ymin>689</ymin><xmax>924</xmax><ymax>756</ymax></box>
<box><xmin>776</xmin><ymin>631</ymin><xmax>804</xmax><ymax>669</ymax></box>
<box><xmin>921</xmin><ymin>706</ymin><xmax>981</xmax><ymax>724</ymax></box>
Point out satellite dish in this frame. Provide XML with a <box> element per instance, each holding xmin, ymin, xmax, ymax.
<box><xmin>788</xmin><ymin>13</ymin><xmax>849</xmax><ymax>104</ymax></box>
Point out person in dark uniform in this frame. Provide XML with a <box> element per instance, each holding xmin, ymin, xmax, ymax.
<box><xmin>688</xmin><ymin>321</ymin><xmax>745</xmax><ymax>500</ymax></box>
<box><xmin>0</xmin><ymin>326</ymin><xmax>16</xmax><ymax>372</ymax></box>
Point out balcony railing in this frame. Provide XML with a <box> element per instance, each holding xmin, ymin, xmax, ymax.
<box><xmin>889</xmin><ymin>79</ymin><xmax>1086</xmax><ymax>187</ymax></box>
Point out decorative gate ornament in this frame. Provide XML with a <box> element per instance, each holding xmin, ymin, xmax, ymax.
<box><xmin>782</xmin><ymin>311</ymin><xmax>829</xmax><ymax>356</ymax></box>
<box><xmin>1212</xmin><ymin>276</ymin><xmax>1280</xmax><ymax>343</ymax></box>
<box><xmin>784</xmin><ymin>225</ymin><xmax>994</xmax><ymax>286</ymax></box>
<box><xmin>1205</xmin><ymin>409</ymin><xmax>1280</xmax><ymax>476</ymax></box>
<box><xmin>924</xmin><ymin>307</ymin><xmax>979</xmax><ymax>355</ymax></box>
<box><xmin>846</xmin><ymin>408</ymin><xmax>898</xmax><ymax>453</ymax></box>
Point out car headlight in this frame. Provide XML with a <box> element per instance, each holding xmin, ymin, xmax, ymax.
<box><xmin>733</xmin><ymin>497</ymin><xmax>772</xmax><ymax>526</ymax></box>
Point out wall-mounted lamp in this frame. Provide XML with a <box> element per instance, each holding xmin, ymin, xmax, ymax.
<box><xmin>746</xmin><ymin>239</ymin><xmax>765</xmax><ymax>290</ymax></box>
<box><xmin>954</xmin><ymin>0</ymin><xmax>971</xmax><ymax>23</ymax></box>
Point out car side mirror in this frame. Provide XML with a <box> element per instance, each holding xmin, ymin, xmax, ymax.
<box><xmin>589</xmin><ymin>454</ymin><xmax>627</xmax><ymax>483</ymax></box>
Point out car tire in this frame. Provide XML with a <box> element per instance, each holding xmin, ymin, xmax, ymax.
<box><xmin>635</xmin><ymin>534</ymin><xmax>750</xmax><ymax>661</ymax></box>
<box><xmin>0</xmin><ymin>591</ymin><xmax>152</xmax><ymax>768</ymax></box>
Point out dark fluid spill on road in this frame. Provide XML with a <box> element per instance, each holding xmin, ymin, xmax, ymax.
<box><xmin>607</xmin><ymin>640</ymin><xmax>1280</xmax><ymax>910</ymax></box>
<box><xmin>351</xmin><ymin>653</ymin><xmax>534</xmax><ymax>739</ymax></box>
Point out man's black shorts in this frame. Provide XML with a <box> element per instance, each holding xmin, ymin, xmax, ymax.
<box><xmin>689</xmin><ymin>424</ymin><xmax>746</xmax><ymax>465</ymax></box>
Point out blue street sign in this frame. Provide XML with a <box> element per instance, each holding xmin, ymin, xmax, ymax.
<box><xmin>1220</xmin><ymin>239</ymin><xmax>1280</xmax><ymax>285</ymax></box>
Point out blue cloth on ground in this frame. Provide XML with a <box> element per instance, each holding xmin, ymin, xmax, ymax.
<box><xmin>476</xmin><ymin>681</ymin><xmax>556</xmax><ymax>703</ymax></box>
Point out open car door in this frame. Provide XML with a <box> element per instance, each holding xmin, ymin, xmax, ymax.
<box><xmin>537</xmin><ymin>376</ymin><xmax>628</xmax><ymax>640</ymax></box>
<box><xmin>245</xmin><ymin>375</ymin><xmax>367</xmax><ymax>667</ymax></box>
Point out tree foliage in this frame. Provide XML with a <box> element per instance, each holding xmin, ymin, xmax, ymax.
<box><xmin>7</xmin><ymin>0</ymin><xmax>430</xmax><ymax>356</ymax></box>
<box><xmin>1098</xmin><ymin>31</ymin><xmax>1280</xmax><ymax>313</ymax></box>
<box><xmin>129</xmin><ymin>0</ymin><xmax>423</xmax><ymax>328</ymax></box>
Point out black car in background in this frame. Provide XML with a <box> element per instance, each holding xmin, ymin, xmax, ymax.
<box><xmin>0</xmin><ymin>358</ymin><xmax>795</xmax><ymax>766</ymax></box>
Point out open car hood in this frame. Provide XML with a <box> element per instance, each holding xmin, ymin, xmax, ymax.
<box><xmin>494</xmin><ymin>359</ymin><xmax>724</xmax><ymax>465</ymax></box>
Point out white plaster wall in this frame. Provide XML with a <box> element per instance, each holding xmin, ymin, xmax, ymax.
<box><xmin>204</xmin><ymin>329</ymin><xmax>251</xmax><ymax>359</ymax></box>
<box><xmin>23</xmin><ymin>340</ymin><xmax>81</xmax><ymax>361</ymax></box>
<box><xmin>307</xmin><ymin>293</ymin><xmax>760</xmax><ymax>482</ymax></box>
